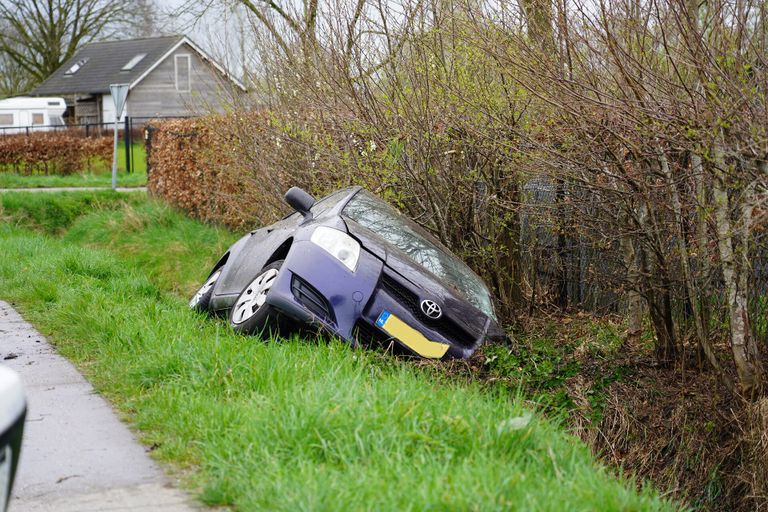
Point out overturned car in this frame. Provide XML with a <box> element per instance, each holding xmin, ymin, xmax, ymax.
<box><xmin>189</xmin><ymin>187</ymin><xmax>502</xmax><ymax>359</ymax></box>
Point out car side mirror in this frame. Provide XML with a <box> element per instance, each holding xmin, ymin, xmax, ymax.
<box><xmin>285</xmin><ymin>187</ymin><xmax>316</xmax><ymax>218</ymax></box>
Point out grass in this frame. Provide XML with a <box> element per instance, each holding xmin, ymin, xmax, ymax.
<box><xmin>0</xmin><ymin>192</ymin><xmax>674</xmax><ymax>511</ymax></box>
<box><xmin>482</xmin><ymin>318</ymin><xmax>635</xmax><ymax>423</ymax></box>
<box><xmin>0</xmin><ymin>191</ymin><xmax>145</xmax><ymax>233</ymax></box>
<box><xmin>120</xmin><ymin>140</ymin><xmax>148</xmax><ymax>175</ymax></box>
<box><xmin>0</xmin><ymin>142</ymin><xmax>147</xmax><ymax>189</ymax></box>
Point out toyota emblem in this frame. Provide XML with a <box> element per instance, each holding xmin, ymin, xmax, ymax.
<box><xmin>420</xmin><ymin>299</ymin><xmax>442</xmax><ymax>319</ymax></box>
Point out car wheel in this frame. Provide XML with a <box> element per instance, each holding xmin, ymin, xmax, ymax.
<box><xmin>229</xmin><ymin>260</ymin><xmax>284</xmax><ymax>336</ymax></box>
<box><xmin>189</xmin><ymin>269</ymin><xmax>222</xmax><ymax>313</ymax></box>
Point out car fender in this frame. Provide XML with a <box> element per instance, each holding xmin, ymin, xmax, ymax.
<box><xmin>214</xmin><ymin>226</ymin><xmax>298</xmax><ymax>299</ymax></box>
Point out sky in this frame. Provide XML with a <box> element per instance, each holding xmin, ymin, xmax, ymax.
<box><xmin>153</xmin><ymin>0</ymin><xmax>252</xmax><ymax>80</ymax></box>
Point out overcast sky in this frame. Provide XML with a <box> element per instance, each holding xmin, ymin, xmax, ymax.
<box><xmin>154</xmin><ymin>0</ymin><xmax>251</xmax><ymax>79</ymax></box>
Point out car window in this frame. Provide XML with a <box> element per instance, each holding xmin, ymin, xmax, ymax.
<box><xmin>343</xmin><ymin>191</ymin><xmax>495</xmax><ymax>319</ymax></box>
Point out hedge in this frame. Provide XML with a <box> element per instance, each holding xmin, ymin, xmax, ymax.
<box><xmin>0</xmin><ymin>132</ymin><xmax>112</xmax><ymax>175</ymax></box>
<box><xmin>147</xmin><ymin>114</ymin><xmax>370</xmax><ymax>230</ymax></box>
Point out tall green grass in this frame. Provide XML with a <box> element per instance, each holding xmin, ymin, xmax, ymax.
<box><xmin>0</xmin><ymin>192</ymin><xmax>674</xmax><ymax>511</ymax></box>
<box><xmin>0</xmin><ymin>191</ymin><xmax>144</xmax><ymax>233</ymax></box>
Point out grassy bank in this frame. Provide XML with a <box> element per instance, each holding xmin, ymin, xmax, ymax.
<box><xmin>0</xmin><ymin>142</ymin><xmax>147</xmax><ymax>189</ymax></box>
<box><xmin>0</xmin><ymin>192</ymin><xmax>673</xmax><ymax>510</ymax></box>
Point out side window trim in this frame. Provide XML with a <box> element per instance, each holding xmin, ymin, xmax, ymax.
<box><xmin>174</xmin><ymin>54</ymin><xmax>191</xmax><ymax>92</ymax></box>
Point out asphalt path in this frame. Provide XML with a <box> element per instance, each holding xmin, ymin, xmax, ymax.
<box><xmin>0</xmin><ymin>301</ymin><xmax>198</xmax><ymax>511</ymax></box>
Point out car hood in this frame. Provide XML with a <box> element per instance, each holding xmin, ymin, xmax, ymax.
<box><xmin>344</xmin><ymin>219</ymin><xmax>492</xmax><ymax>337</ymax></box>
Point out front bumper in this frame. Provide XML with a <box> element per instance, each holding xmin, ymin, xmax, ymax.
<box><xmin>261</xmin><ymin>241</ymin><xmax>484</xmax><ymax>359</ymax></box>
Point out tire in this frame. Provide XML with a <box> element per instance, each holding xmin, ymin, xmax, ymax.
<box><xmin>229</xmin><ymin>260</ymin><xmax>285</xmax><ymax>337</ymax></box>
<box><xmin>189</xmin><ymin>269</ymin><xmax>222</xmax><ymax>313</ymax></box>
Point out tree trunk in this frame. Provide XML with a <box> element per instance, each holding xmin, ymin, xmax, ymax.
<box><xmin>659</xmin><ymin>147</ymin><xmax>730</xmax><ymax>387</ymax></box>
<box><xmin>712</xmin><ymin>148</ymin><xmax>763</xmax><ymax>397</ymax></box>
<box><xmin>693</xmin><ymin>153</ymin><xmax>711</xmax><ymax>352</ymax></box>
<box><xmin>620</xmin><ymin>232</ymin><xmax>643</xmax><ymax>343</ymax></box>
<box><xmin>556</xmin><ymin>177</ymin><xmax>569</xmax><ymax>310</ymax></box>
<box><xmin>636</xmin><ymin>199</ymin><xmax>678</xmax><ymax>363</ymax></box>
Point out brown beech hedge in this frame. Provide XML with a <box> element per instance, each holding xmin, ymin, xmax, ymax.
<box><xmin>146</xmin><ymin>114</ymin><xmax>369</xmax><ymax>230</ymax></box>
<box><xmin>0</xmin><ymin>132</ymin><xmax>112</xmax><ymax>175</ymax></box>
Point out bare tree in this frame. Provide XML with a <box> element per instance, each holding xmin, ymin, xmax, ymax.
<box><xmin>0</xmin><ymin>0</ymin><xmax>123</xmax><ymax>90</ymax></box>
<box><xmin>0</xmin><ymin>21</ymin><xmax>32</xmax><ymax>97</ymax></box>
<box><xmin>125</xmin><ymin>0</ymin><xmax>163</xmax><ymax>38</ymax></box>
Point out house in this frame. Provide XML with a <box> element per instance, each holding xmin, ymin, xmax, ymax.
<box><xmin>30</xmin><ymin>35</ymin><xmax>246</xmax><ymax>125</ymax></box>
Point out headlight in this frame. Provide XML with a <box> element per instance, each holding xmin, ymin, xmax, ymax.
<box><xmin>310</xmin><ymin>226</ymin><xmax>361</xmax><ymax>271</ymax></box>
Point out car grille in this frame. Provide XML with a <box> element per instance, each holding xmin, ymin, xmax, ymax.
<box><xmin>291</xmin><ymin>274</ymin><xmax>334</xmax><ymax>323</ymax></box>
<box><xmin>380</xmin><ymin>273</ymin><xmax>477</xmax><ymax>348</ymax></box>
<box><xmin>381</xmin><ymin>273</ymin><xmax>419</xmax><ymax>312</ymax></box>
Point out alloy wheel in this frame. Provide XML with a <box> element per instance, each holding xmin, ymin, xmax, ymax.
<box><xmin>189</xmin><ymin>270</ymin><xmax>221</xmax><ymax>308</ymax></box>
<box><xmin>231</xmin><ymin>268</ymin><xmax>280</xmax><ymax>324</ymax></box>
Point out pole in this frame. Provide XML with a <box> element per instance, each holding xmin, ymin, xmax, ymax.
<box><xmin>129</xmin><ymin>117</ymin><xmax>135</xmax><ymax>174</ymax></box>
<box><xmin>108</xmin><ymin>84</ymin><xmax>129</xmax><ymax>190</ymax></box>
<box><xmin>112</xmin><ymin>117</ymin><xmax>118</xmax><ymax>190</ymax></box>
<box><xmin>124</xmin><ymin>116</ymin><xmax>131</xmax><ymax>174</ymax></box>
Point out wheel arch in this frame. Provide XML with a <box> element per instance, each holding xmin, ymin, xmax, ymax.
<box><xmin>265</xmin><ymin>237</ymin><xmax>293</xmax><ymax>267</ymax></box>
<box><xmin>208</xmin><ymin>251</ymin><xmax>230</xmax><ymax>277</ymax></box>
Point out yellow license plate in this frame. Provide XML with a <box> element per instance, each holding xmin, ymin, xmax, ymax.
<box><xmin>375</xmin><ymin>310</ymin><xmax>449</xmax><ymax>359</ymax></box>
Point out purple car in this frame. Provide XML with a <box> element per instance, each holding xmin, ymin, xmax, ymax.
<box><xmin>189</xmin><ymin>187</ymin><xmax>502</xmax><ymax>359</ymax></box>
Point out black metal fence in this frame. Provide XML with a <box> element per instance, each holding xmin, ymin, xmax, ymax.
<box><xmin>518</xmin><ymin>177</ymin><xmax>768</xmax><ymax>346</ymax></box>
<box><xmin>0</xmin><ymin>116</ymin><xmax>192</xmax><ymax>174</ymax></box>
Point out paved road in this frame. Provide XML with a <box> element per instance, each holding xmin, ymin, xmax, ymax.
<box><xmin>0</xmin><ymin>187</ymin><xmax>147</xmax><ymax>193</ymax></box>
<box><xmin>0</xmin><ymin>301</ymin><xmax>198</xmax><ymax>511</ymax></box>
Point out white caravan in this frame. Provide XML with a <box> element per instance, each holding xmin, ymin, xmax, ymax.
<box><xmin>0</xmin><ymin>97</ymin><xmax>67</xmax><ymax>134</ymax></box>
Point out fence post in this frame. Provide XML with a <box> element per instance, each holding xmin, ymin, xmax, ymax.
<box><xmin>144</xmin><ymin>125</ymin><xmax>154</xmax><ymax>182</ymax></box>
<box><xmin>124</xmin><ymin>116</ymin><xmax>131</xmax><ymax>174</ymax></box>
<box><xmin>129</xmin><ymin>117</ymin><xmax>135</xmax><ymax>175</ymax></box>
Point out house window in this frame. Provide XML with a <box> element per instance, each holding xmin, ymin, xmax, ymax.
<box><xmin>122</xmin><ymin>53</ymin><xmax>147</xmax><ymax>71</ymax></box>
<box><xmin>32</xmin><ymin>113</ymin><xmax>44</xmax><ymax>125</ymax></box>
<box><xmin>64</xmin><ymin>58</ymin><xmax>89</xmax><ymax>75</ymax></box>
<box><xmin>0</xmin><ymin>113</ymin><xmax>13</xmax><ymax>126</ymax></box>
<box><xmin>175</xmin><ymin>54</ymin><xmax>191</xmax><ymax>92</ymax></box>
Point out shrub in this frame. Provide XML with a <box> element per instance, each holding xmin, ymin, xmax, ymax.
<box><xmin>147</xmin><ymin>114</ymin><xmax>378</xmax><ymax>230</ymax></box>
<box><xmin>0</xmin><ymin>132</ymin><xmax>112</xmax><ymax>175</ymax></box>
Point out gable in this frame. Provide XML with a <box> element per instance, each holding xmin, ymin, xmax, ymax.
<box><xmin>129</xmin><ymin>39</ymin><xmax>246</xmax><ymax>92</ymax></box>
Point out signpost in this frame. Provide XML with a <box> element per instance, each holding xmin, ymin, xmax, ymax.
<box><xmin>109</xmin><ymin>84</ymin><xmax>129</xmax><ymax>190</ymax></box>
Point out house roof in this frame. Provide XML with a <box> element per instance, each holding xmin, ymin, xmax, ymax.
<box><xmin>31</xmin><ymin>35</ymin><xmax>245</xmax><ymax>96</ymax></box>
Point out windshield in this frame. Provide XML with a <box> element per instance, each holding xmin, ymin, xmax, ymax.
<box><xmin>343</xmin><ymin>191</ymin><xmax>495</xmax><ymax>319</ymax></box>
